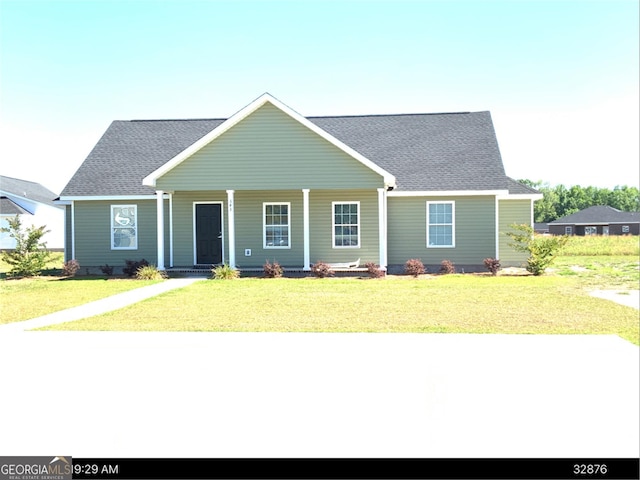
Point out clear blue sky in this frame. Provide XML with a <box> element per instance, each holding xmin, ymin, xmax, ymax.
<box><xmin>1</xmin><ymin>0</ymin><xmax>638</xmax><ymax>194</ymax></box>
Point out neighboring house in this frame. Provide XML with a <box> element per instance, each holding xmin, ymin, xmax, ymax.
<box><xmin>0</xmin><ymin>175</ymin><xmax>65</xmax><ymax>250</ymax></box>
<box><xmin>56</xmin><ymin>93</ymin><xmax>542</xmax><ymax>274</ymax></box>
<box><xmin>548</xmin><ymin>205</ymin><xmax>640</xmax><ymax>236</ymax></box>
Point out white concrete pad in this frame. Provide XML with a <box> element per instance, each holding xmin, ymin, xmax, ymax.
<box><xmin>0</xmin><ymin>332</ymin><xmax>637</xmax><ymax>458</ymax></box>
<box><xmin>589</xmin><ymin>289</ymin><xmax>640</xmax><ymax>310</ymax></box>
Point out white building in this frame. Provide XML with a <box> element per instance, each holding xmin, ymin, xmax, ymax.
<box><xmin>0</xmin><ymin>175</ymin><xmax>64</xmax><ymax>250</ymax></box>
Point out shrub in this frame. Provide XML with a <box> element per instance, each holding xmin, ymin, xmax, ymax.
<box><xmin>124</xmin><ymin>259</ymin><xmax>149</xmax><ymax>277</ymax></box>
<box><xmin>62</xmin><ymin>259</ymin><xmax>80</xmax><ymax>277</ymax></box>
<box><xmin>212</xmin><ymin>264</ymin><xmax>240</xmax><ymax>280</ymax></box>
<box><xmin>439</xmin><ymin>259</ymin><xmax>456</xmax><ymax>274</ymax></box>
<box><xmin>263</xmin><ymin>260</ymin><xmax>283</xmax><ymax>278</ymax></box>
<box><xmin>100</xmin><ymin>264</ymin><xmax>114</xmax><ymax>276</ymax></box>
<box><xmin>404</xmin><ymin>258</ymin><xmax>425</xmax><ymax>277</ymax></box>
<box><xmin>311</xmin><ymin>261</ymin><xmax>334</xmax><ymax>278</ymax></box>
<box><xmin>483</xmin><ymin>258</ymin><xmax>501</xmax><ymax>276</ymax></box>
<box><xmin>364</xmin><ymin>262</ymin><xmax>385</xmax><ymax>278</ymax></box>
<box><xmin>506</xmin><ymin>224</ymin><xmax>569</xmax><ymax>276</ymax></box>
<box><xmin>0</xmin><ymin>215</ymin><xmax>51</xmax><ymax>277</ymax></box>
<box><xmin>135</xmin><ymin>264</ymin><xmax>166</xmax><ymax>280</ymax></box>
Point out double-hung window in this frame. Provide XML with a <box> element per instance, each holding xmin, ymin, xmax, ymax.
<box><xmin>111</xmin><ymin>205</ymin><xmax>137</xmax><ymax>250</ymax></box>
<box><xmin>427</xmin><ymin>201</ymin><xmax>455</xmax><ymax>247</ymax></box>
<box><xmin>264</xmin><ymin>203</ymin><xmax>290</xmax><ymax>248</ymax></box>
<box><xmin>333</xmin><ymin>202</ymin><xmax>360</xmax><ymax>248</ymax></box>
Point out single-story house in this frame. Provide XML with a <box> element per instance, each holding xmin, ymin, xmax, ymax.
<box><xmin>0</xmin><ymin>175</ymin><xmax>65</xmax><ymax>250</ymax></box>
<box><xmin>548</xmin><ymin>205</ymin><xmax>640</xmax><ymax>236</ymax></box>
<box><xmin>56</xmin><ymin>93</ymin><xmax>542</xmax><ymax>274</ymax></box>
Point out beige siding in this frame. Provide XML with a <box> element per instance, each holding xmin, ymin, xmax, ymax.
<box><xmin>387</xmin><ymin>196</ymin><xmax>496</xmax><ymax>267</ymax></box>
<box><xmin>171</xmin><ymin>192</ymin><xmax>227</xmax><ymax>266</ymax></box>
<box><xmin>309</xmin><ymin>190</ymin><xmax>380</xmax><ymax>265</ymax></box>
<box><xmin>171</xmin><ymin>189</ymin><xmax>380</xmax><ymax>268</ymax></box>
<box><xmin>73</xmin><ymin>199</ymin><xmax>169</xmax><ymax>267</ymax></box>
<box><xmin>156</xmin><ymin>103</ymin><xmax>384</xmax><ymax>191</ymax></box>
<box><xmin>498</xmin><ymin>198</ymin><xmax>531</xmax><ymax>266</ymax></box>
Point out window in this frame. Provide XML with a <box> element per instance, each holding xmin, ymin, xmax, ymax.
<box><xmin>427</xmin><ymin>201</ymin><xmax>455</xmax><ymax>247</ymax></box>
<box><xmin>622</xmin><ymin>225</ymin><xmax>630</xmax><ymax>233</ymax></box>
<box><xmin>585</xmin><ymin>226</ymin><xmax>597</xmax><ymax>235</ymax></box>
<box><xmin>264</xmin><ymin>203</ymin><xmax>290</xmax><ymax>248</ymax></box>
<box><xmin>111</xmin><ymin>205</ymin><xmax>137</xmax><ymax>250</ymax></box>
<box><xmin>565</xmin><ymin>226</ymin><xmax>573</xmax><ymax>235</ymax></box>
<box><xmin>333</xmin><ymin>202</ymin><xmax>360</xmax><ymax>248</ymax></box>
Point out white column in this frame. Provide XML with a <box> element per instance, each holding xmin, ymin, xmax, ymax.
<box><xmin>302</xmin><ymin>189</ymin><xmax>310</xmax><ymax>270</ymax></box>
<box><xmin>226</xmin><ymin>190</ymin><xmax>236</xmax><ymax>268</ymax></box>
<box><xmin>169</xmin><ymin>193</ymin><xmax>174</xmax><ymax>268</ymax></box>
<box><xmin>377</xmin><ymin>188</ymin><xmax>387</xmax><ymax>270</ymax></box>
<box><xmin>495</xmin><ymin>195</ymin><xmax>500</xmax><ymax>260</ymax></box>
<box><xmin>156</xmin><ymin>190</ymin><xmax>165</xmax><ymax>270</ymax></box>
<box><xmin>70</xmin><ymin>201</ymin><xmax>76</xmax><ymax>261</ymax></box>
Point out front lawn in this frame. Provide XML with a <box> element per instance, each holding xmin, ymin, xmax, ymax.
<box><xmin>0</xmin><ymin>277</ymin><xmax>161</xmax><ymax>324</ymax></box>
<box><xmin>41</xmin><ymin>273</ymin><xmax>639</xmax><ymax>345</ymax></box>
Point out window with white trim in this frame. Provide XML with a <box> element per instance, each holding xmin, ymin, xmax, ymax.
<box><xmin>333</xmin><ymin>202</ymin><xmax>360</xmax><ymax>248</ymax></box>
<box><xmin>565</xmin><ymin>226</ymin><xmax>573</xmax><ymax>235</ymax></box>
<box><xmin>622</xmin><ymin>225</ymin><xmax>630</xmax><ymax>233</ymax></box>
<box><xmin>111</xmin><ymin>205</ymin><xmax>137</xmax><ymax>250</ymax></box>
<box><xmin>584</xmin><ymin>226</ymin><xmax>597</xmax><ymax>235</ymax></box>
<box><xmin>264</xmin><ymin>203</ymin><xmax>290</xmax><ymax>248</ymax></box>
<box><xmin>427</xmin><ymin>201</ymin><xmax>455</xmax><ymax>247</ymax></box>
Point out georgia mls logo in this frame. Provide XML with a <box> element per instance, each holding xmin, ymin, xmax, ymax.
<box><xmin>0</xmin><ymin>456</ymin><xmax>72</xmax><ymax>480</ymax></box>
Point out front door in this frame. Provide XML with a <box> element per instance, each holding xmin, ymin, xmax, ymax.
<box><xmin>195</xmin><ymin>203</ymin><xmax>222</xmax><ymax>265</ymax></box>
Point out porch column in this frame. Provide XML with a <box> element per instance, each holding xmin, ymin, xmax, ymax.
<box><xmin>302</xmin><ymin>189</ymin><xmax>310</xmax><ymax>270</ymax></box>
<box><xmin>377</xmin><ymin>188</ymin><xmax>387</xmax><ymax>270</ymax></box>
<box><xmin>156</xmin><ymin>190</ymin><xmax>165</xmax><ymax>270</ymax></box>
<box><xmin>226</xmin><ymin>190</ymin><xmax>236</xmax><ymax>268</ymax></box>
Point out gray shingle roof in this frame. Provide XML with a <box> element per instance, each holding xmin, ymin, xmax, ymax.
<box><xmin>0</xmin><ymin>196</ymin><xmax>31</xmax><ymax>215</ymax></box>
<box><xmin>549</xmin><ymin>206</ymin><xmax>640</xmax><ymax>224</ymax></box>
<box><xmin>60</xmin><ymin>110</ymin><xmax>521</xmax><ymax>196</ymax></box>
<box><xmin>0</xmin><ymin>175</ymin><xmax>59</xmax><ymax>206</ymax></box>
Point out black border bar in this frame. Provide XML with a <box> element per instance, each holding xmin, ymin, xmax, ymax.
<box><xmin>71</xmin><ymin>458</ymin><xmax>640</xmax><ymax>480</ymax></box>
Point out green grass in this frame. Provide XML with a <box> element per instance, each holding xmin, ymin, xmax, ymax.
<box><xmin>42</xmin><ymin>272</ymin><xmax>640</xmax><ymax>345</ymax></box>
<box><xmin>553</xmin><ymin>256</ymin><xmax>639</xmax><ymax>290</ymax></box>
<box><xmin>0</xmin><ymin>251</ymin><xmax>64</xmax><ymax>276</ymax></box>
<box><xmin>559</xmin><ymin>235</ymin><xmax>639</xmax><ymax>256</ymax></box>
<box><xmin>0</xmin><ymin>277</ymin><xmax>161</xmax><ymax>324</ymax></box>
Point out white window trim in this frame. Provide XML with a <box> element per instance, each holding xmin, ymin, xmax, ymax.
<box><xmin>622</xmin><ymin>225</ymin><xmax>630</xmax><ymax>233</ymax></box>
<box><xmin>263</xmin><ymin>202</ymin><xmax>291</xmax><ymax>249</ymax></box>
<box><xmin>111</xmin><ymin>204</ymin><xmax>138</xmax><ymax>250</ymax></box>
<box><xmin>426</xmin><ymin>201</ymin><xmax>455</xmax><ymax>248</ymax></box>
<box><xmin>332</xmin><ymin>201</ymin><xmax>361</xmax><ymax>249</ymax></box>
<box><xmin>565</xmin><ymin>226</ymin><xmax>573</xmax><ymax>235</ymax></box>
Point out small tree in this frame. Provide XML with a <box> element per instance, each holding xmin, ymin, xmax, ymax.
<box><xmin>506</xmin><ymin>224</ymin><xmax>568</xmax><ymax>276</ymax></box>
<box><xmin>0</xmin><ymin>215</ymin><xmax>51</xmax><ymax>277</ymax></box>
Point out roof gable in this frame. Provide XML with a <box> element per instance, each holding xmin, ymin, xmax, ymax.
<box><xmin>143</xmin><ymin>93</ymin><xmax>395</xmax><ymax>189</ymax></box>
<box><xmin>0</xmin><ymin>175</ymin><xmax>58</xmax><ymax>206</ymax></box>
<box><xmin>0</xmin><ymin>196</ymin><xmax>32</xmax><ymax>215</ymax></box>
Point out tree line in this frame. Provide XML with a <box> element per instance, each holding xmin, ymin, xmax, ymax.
<box><xmin>518</xmin><ymin>180</ymin><xmax>640</xmax><ymax>223</ymax></box>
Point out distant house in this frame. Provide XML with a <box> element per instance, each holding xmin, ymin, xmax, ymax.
<box><xmin>548</xmin><ymin>205</ymin><xmax>640</xmax><ymax>236</ymax></box>
<box><xmin>0</xmin><ymin>175</ymin><xmax>65</xmax><ymax>250</ymax></box>
<box><xmin>56</xmin><ymin>93</ymin><xmax>542</xmax><ymax>273</ymax></box>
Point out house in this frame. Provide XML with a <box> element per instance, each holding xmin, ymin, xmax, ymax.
<box><xmin>56</xmin><ymin>93</ymin><xmax>542</xmax><ymax>274</ymax></box>
<box><xmin>548</xmin><ymin>205</ymin><xmax>640</xmax><ymax>236</ymax></box>
<box><xmin>0</xmin><ymin>175</ymin><xmax>65</xmax><ymax>250</ymax></box>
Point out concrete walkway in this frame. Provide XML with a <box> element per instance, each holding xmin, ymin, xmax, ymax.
<box><xmin>0</xmin><ymin>278</ymin><xmax>200</xmax><ymax>332</ymax></box>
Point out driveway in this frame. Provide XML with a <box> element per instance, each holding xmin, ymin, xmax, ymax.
<box><xmin>0</xmin><ymin>331</ymin><xmax>637</xmax><ymax>458</ymax></box>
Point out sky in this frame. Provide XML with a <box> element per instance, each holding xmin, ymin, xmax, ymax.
<box><xmin>0</xmin><ymin>0</ymin><xmax>638</xmax><ymax>195</ymax></box>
